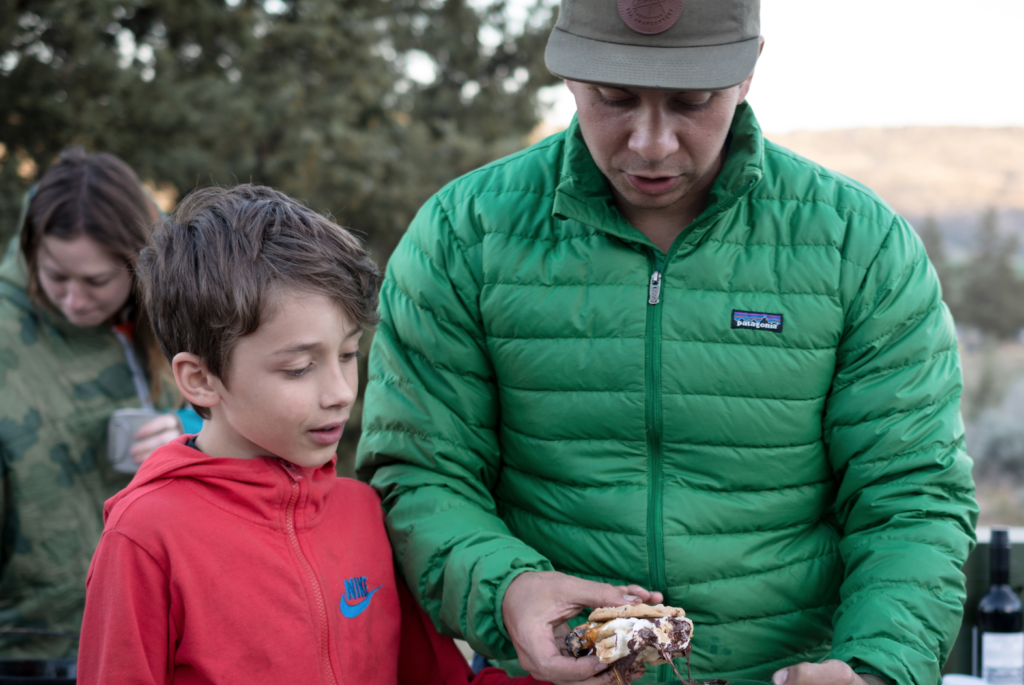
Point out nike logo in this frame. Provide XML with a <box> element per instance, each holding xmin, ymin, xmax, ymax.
<box><xmin>340</xmin><ymin>576</ymin><xmax>383</xmax><ymax>619</ymax></box>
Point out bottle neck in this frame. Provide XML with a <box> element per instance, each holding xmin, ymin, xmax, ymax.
<box><xmin>992</xmin><ymin>544</ymin><xmax>1010</xmax><ymax>585</ymax></box>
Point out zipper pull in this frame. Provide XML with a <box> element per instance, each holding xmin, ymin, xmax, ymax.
<box><xmin>278</xmin><ymin>459</ymin><xmax>304</xmax><ymax>482</ymax></box>
<box><xmin>648</xmin><ymin>271</ymin><xmax>662</xmax><ymax>305</ymax></box>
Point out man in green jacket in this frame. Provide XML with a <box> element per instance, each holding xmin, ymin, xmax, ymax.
<box><xmin>357</xmin><ymin>1</ymin><xmax>977</xmax><ymax>684</ymax></box>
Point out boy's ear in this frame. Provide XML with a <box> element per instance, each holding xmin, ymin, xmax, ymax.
<box><xmin>172</xmin><ymin>352</ymin><xmax>221</xmax><ymax>412</ymax></box>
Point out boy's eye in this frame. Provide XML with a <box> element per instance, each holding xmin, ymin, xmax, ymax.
<box><xmin>286</xmin><ymin>364</ymin><xmax>313</xmax><ymax>377</ymax></box>
<box><xmin>340</xmin><ymin>350</ymin><xmax>364</xmax><ymax>363</ymax></box>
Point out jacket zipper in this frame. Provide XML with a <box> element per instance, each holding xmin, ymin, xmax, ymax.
<box><xmin>645</xmin><ymin>252</ymin><xmax>667</xmax><ymax>597</ymax></box>
<box><xmin>281</xmin><ymin>462</ymin><xmax>339</xmax><ymax>685</ymax></box>
<box><xmin>640</xmin><ymin>185</ymin><xmax>753</xmax><ymax>681</ymax></box>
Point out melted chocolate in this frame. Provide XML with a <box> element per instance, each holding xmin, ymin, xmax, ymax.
<box><xmin>609</xmin><ymin>654</ymin><xmax>645</xmax><ymax>685</ymax></box>
<box><xmin>625</xmin><ymin>618</ymin><xmax>693</xmax><ymax>684</ymax></box>
<box><xmin>565</xmin><ymin>616</ymin><xmax>705</xmax><ymax>685</ymax></box>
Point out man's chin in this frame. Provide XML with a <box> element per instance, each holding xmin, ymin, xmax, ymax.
<box><xmin>611</xmin><ymin>176</ymin><xmax>690</xmax><ymax>211</ymax></box>
<box><xmin>617</xmin><ymin>188</ymin><xmax>688</xmax><ymax>213</ymax></box>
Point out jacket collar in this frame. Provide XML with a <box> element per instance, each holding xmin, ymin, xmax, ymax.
<box><xmin>551</xmin><ymin>101</ymin><xmax>765</xmax><ymax>250</ymax></box>
<box><xmin>105</xmin><ymin>436</ymin><xmax>338</xmax><ymax>530</ymax></box>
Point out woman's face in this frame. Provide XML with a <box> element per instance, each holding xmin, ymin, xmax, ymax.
<box><xmin>36</xmin><ymin>234</ymin><xmax>133</xmax><ymax>327</ymax></box>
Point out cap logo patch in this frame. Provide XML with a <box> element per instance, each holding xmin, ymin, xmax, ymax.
<box><xmin>617</xmin><ymin>0</ymin><xmax>683</xmax><ymax>35</ymax></box>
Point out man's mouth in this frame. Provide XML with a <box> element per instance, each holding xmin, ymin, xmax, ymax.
<box><xmin>625</xmin><ymin>174</ymin><xmax>680</xmax><ymax>195</ymax></box>
<box><xmin>308</xmin><ymin>422</ymin><xmax>344</xmax><ymax>445</ymax></box>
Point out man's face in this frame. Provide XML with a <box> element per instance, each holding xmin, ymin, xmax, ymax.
<box><xmin>565</xmin><ymin>78</ymin><xmax>752</xmax><ymax>219</ymax></box>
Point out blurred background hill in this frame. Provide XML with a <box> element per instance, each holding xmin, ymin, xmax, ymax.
<box><xmin>771</xmin><ymin>127</ymin><xmax>1024</xmax><ymax>261</ymax></box>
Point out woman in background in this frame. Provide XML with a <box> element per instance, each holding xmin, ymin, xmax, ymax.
<box><xmin>0</xmin><ymin>148</ymin><xmax>198</xmax><ymax>658</ymax></box>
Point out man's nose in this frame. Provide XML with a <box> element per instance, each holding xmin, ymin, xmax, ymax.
<box><xmin>628</xmin><ymin>108</ymin><xmax>679</xmax><ymax>163</ymax></box>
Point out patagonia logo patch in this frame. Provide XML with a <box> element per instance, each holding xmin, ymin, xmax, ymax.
<box><xmin>731</xmin><ymin>310</ymin><xmax>784</xmax><ymax>333</ymax></box>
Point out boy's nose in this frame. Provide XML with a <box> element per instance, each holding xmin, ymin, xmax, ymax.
<box><xmin>321</xmin><ymin>365</ymin><xmax>357</xmax><ymax>409</ymax></box>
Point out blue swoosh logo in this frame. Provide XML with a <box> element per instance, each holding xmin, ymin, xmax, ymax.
<box><xmin>339</xmin><ymin>585</ymin><xmax>382</xmax><ymax>619</ymax></box>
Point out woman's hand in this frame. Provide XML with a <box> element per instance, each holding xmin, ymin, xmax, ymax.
<box><xmin>501</xmin><ymin>570</ymin><xmax>663</xmax><ymax>685</ymax></box>
<box><xmin>130</xmin><ymin>414</ymin><xmax>182</xmax><ymax>463</ymax></box>
<box><xmin>773</xmin><ymin>660</ymin><xmax>887</xmax><ymax>685</ymax></box>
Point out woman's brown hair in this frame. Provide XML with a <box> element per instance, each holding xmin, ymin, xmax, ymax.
<box><xmin>19</xmin><ymin>147</ymin><xmax>172</xmax><ymax>400</ymax></box>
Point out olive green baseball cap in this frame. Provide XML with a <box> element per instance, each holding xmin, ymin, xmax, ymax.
<box><xmin>545</xmin><ymin>0</ymin><xmax>761</xmax><ymax>90</ymax></box>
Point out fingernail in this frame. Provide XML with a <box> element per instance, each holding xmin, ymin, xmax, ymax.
<box><xmin>623</xmin><ymin>594</ymin><xmax>640</xmax><ymax>603</ymax></box>
<box><xmin>772</xmin><ymin>669</ymin><xmax>789</xmax><ymax>685</ymax></box>
<box><xmin>595</xmin><ymin>662</ymin><xmax>608</xmax><ymax>672</ymax></box>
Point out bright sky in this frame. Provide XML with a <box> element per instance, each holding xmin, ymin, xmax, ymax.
<box><xmin>527</xmin><ymin>0</ymin><xmax>1024</xmax><ymax>133</ymax></box>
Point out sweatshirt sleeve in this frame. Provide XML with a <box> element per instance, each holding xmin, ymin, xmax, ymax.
<box><xmin>823</xmin><ymin>215</ymin><xmax>978</xmax><ymax>685</ymax></box>
<box><xmin>78</xmin><ymin>530</ymin><xmax>174</xmax><ymax>685</ymax></box>
<box><xmin>396</xmin><ymin>574</ymin><xmax>544</xmax><ymax>685</ymax></box>
<box><xmin>357</xmin><ymin>196</ymin><xmax>552</xmax><ymax>659</ymax></box>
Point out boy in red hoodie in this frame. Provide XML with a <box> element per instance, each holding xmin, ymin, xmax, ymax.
<box><xmin>78</xmin><ymin>185</ymin><xmax>543</xmax><ymax>685</ymax></box>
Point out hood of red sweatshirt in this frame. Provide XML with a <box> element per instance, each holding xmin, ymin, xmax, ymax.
<box><xmin>104</xmin><ymin>435</ymin><xmax>339</xmax><ymax>527</ymax></box>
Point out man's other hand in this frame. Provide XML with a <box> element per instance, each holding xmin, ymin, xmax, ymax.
<box><xmin>501</xmin><ymin>571</ymin><xmax>664</xmax><ymax>685</ymax></box>
<box><xmin>773</xmin><ymin>660</ymin><xmax>888</xmax><ymax>685</ymax></box>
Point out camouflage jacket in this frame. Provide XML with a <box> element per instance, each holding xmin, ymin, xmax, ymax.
<box><xmin>0</xmin><ymin>246</ymin><xmax>178</xmax><ymax>658</ymax></box>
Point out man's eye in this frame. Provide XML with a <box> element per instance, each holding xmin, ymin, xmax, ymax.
<box><xmin>598</xmin><ymin>93</ymin><xmax>633</xmax><ymax>108</ymax></box>
<box><xmin>676</xmin><ymin>94</ymin><xmax>712</xmax><ymax>111</ymax></box>
<box><xmin>596</xmin><ymin>87</ymin><xmax>635</xmax><ymax>106</ymax></box>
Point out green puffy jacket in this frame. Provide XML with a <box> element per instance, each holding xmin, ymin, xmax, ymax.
<box><xmin>357</xmin><ymin>103</ymin><xmax>978</xmax><ymax>684</ymax></box>
<box><xmin>0</xmin><ymin>246</ymin><xmax>180</xmax><ymax>658</ymax></box>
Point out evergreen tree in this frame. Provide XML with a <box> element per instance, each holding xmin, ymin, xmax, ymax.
<box><xmin>0</xmin><ymin>0</ymin><xmax>559</xmax><ymax>470</ymax></box>
<box><xmin>917</xmin><ymin>215</ymin><xmax>945</xmax><ymax>272</ymax></box>
<box><xmin>916</xmin><ymin>215</ymin><xmax>954</xmax><ymax>308</ymax></box>
<box><xmin>0</xmin><ymin>0</ymin><xmax>558</xmax><ymax>258</ymax></box>
<box><xmin>956</xmin><ymin>208</ymin><xmax>1024</xmax><ymax>339</ymax></box>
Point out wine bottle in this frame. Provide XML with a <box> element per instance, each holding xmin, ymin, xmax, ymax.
<box><xmin>974</xmin><ymin>528</ymin><xmax>1024</xmax><ymax>684</ymax></box>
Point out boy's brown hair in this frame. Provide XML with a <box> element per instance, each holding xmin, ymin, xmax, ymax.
<box><xmin>137</xmin><ymin>184</ymin><xmax>379</xmax><ymax>418</ymax></box>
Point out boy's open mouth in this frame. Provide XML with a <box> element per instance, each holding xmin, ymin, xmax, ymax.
<box><xmin>309</xmin><ymin>422</ymin><xmax>344</xmax><ymax>444</ymax></box>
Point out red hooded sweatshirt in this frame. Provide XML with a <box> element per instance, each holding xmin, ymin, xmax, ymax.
<box><xmin>78</xmin><ymin>436</ymin><xmax>541</xmax><ymax>685</ymax></box>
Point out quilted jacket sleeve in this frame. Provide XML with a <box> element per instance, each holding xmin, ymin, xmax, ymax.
<box><xmin>357</xmin><ymin>196</ymin><xmax>553</xmax><ymax>659</ymax></box>
<box><xmin>823</xmin><ymin>214</ymin><xmax>978</xmax><ymax>684</ymax></box>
